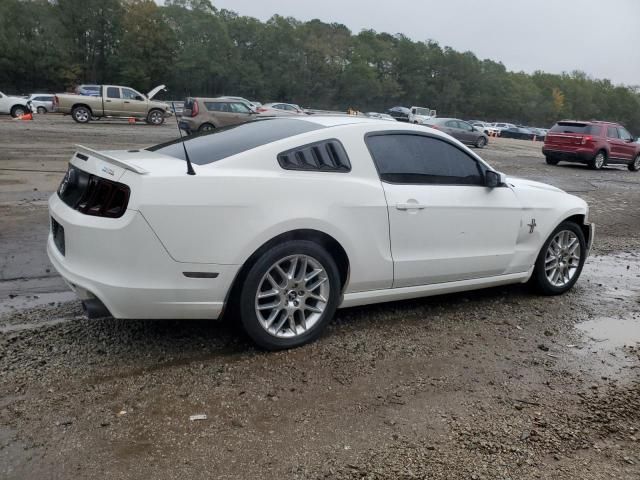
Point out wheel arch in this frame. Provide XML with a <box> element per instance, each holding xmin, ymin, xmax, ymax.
<box><xmin>222</xmin><ymin>229</ymin><xmax>350</xmax><ymax>318</ymax></box>
<box><xmin>72</xmin><ymin>103</ymin><xmax>93</xmax><ymax>114</ymax></box>
<box><xmin>557</xmin><ymin>213</ymin><xmax>591</xmax><ymax>248</ymax></box>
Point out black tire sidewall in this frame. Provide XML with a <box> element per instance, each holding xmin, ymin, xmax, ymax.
<box><xmin>533</xmin><ymin>221</ymin><xmax>586</xmax><ymax>295</ymax></box>
<box><xmin>476</xmin><ymin>137</ymin><xmax>486</xmax><ymax>148</ymax></box>
<box><xmin>238</xmin><ymin>240</ymin><xmax>341</xmax><ymax>350</ymax></box>
<box><xmin>199</xmin><ymin>123</ymin><xmax>214</xmax><ymax>132</ymax></box>
<box><xmin>629</xmin><ymin>155</ymin><xmax>640</xmax><ymax>172</ymax></box>
<box><xmin>147</xmin><ymin>109</ymin><xmax>164</xmax><ymax>125</ymax></box>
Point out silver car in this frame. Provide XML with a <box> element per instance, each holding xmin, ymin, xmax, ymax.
<box><xmin>27</xmin><ymin>93</ymin><xmax>54</xmax><ymax>113</ymax></box>
<box><xmin>258</xmin><ymin>102</ymin><xmax>306</xmax><ymax>115</ymax></box>
<box><xmin>423</xmin><ymin>118</ymin><xmax>489</xmax><ymax>148</ymax></box>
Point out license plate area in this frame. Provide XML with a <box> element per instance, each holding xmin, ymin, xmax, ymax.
<box><xmin>51</xmin><ymin>217</ymin><xmax>65</xmax><ymax>256</ymax></box>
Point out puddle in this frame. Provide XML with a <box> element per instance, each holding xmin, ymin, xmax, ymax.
<box><xmin>576</xmin><ymin>317</ymin><xmax>640</xmax><ymax>350</ymax></box>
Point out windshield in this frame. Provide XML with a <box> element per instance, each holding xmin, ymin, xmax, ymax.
<box><xmin>414</xmin><ymin>108</ymin><xmax>430</xmax><ymax>116</ymax></box>
<box><xmin>550</xmin><ymin>122</ymin><xmax>600</xmax><ymax>134</ymax></box>
<box><xmin>147</xmin><ymin>118</ymin><xmax>323</xmax><ymax>165</ymax></box>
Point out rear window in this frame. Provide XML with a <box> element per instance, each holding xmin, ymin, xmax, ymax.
<box><xmin>148</xmin><ymin>118</ymin><xmax>323</xmax><ymax>165</ymax></box>
<box><xmin>550</xmin><ymin>122</ymin><xmax>600</xmax><ymax>135</ymax></box>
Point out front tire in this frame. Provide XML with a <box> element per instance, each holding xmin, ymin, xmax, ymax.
<box><xmin>146</xmin><ymin>109</ymin><xmax>165</xmax><ymax>125</ymax></box>
<box><xmin>545</xmin><ymin>156</ymin><xmax>559</xmax><ymax>165</ymax></box>
<box><xmin>629</xmin><ymin>155</ymin><xmax>640</xmax><ymax>172</ymax></box>
<box><xmin>531</xmin><ymin>221</ymin><xmax>586</xmax><ymax>295</ymax></box>
<box><xmin>238</xmin><ymin>240</ymin><xmax>341</xmax><ymax>350</ymax></box>
<box><xmin>71</xmin><ymin>106</ymin><xmax>91</xmax><ymax>123</ymax></box>
<box><xmin>37</xmin><ymin>106</ymin><xmax>46</xmax><ymax>114</ymax></box>
<box><xmin>475</xmin><ymin>136</ymin><xmax>487</xmax><ymax>148</ymax></box>
<box><xmin>10</xmin><ymin>105</ymin><xmax>27</xmax><ymax>118</ymax></box>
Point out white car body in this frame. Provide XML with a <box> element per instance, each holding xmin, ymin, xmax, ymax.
<box><xmin>47</xmin><ymin>117</ymin><xmax>593</xmax><ymax>338</ymax></box>
<box><xmin>27</xmin><ymin>93</ymin><xmax>55</xmax><ymax>113</ymax></box>
<box><xmin>0</xmin><ymin>91</ymin><xmax>29</xmax><ymax>116</ymax></box>
<box><xmin>408</xmin><ymin>106</ymin><xmax>437</xmax><ymax>124</ymax></box>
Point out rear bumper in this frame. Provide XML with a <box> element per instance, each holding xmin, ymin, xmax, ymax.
<box><xmin>542</xmin><ymin>147</ymin><xmax>594</xmax><ymax>163</ymax></box>
<box><xmin>47</xmin><ymin>194</ymin><xmax>239</xmax><ymax>320</ymax></box>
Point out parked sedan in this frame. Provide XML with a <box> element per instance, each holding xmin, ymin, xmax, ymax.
<box><xmin>26</xmin><ymin>93</ymin><xmax>55</xmax><ymax>113</ymax></box>
<box><xmin>257</xmin><ymin>103</ymin><xmax>306</xmax><ymax>115</ymax></box>
<box><xmin>501</xmin><ymin>127</ymin><xmax>536</xmax><ymax>140</ymax></box>
<box><xmin>48</xmin><ymin>116</ymin><xmax>593</xmax><ymax>350</ymax></box>
<box><xmin>386</xmin><ymin>106</ymin><xmax>410</xmax><ymax>122</ymax></box>
<box><xmin>365</xmin><ymin>112</ymin><xmax>397</xmax><ymax>121</ymax></box>
<box><xmin>423</xmin><ymin>117</ymin><xmax>489</xmax><ymax>148</ymax></box>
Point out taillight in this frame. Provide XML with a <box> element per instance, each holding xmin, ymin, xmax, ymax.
<box><xmin>191</xmin><ymin>100</ymin><xmax>199</xmax><ymax>117</ymax></box>
<box><xmin>257</xmin><ymin>107</ymin><xmax>267</xmax><ymax>112</ymax></box>
<box><xmin>58</xmin><ymin>165</ymin><xmax>130</xmax><ymax>218</ymax></box>
<box><xmin>581</xmin><ymin>135</ymin><xmax>593</xmax><ymax>145</ymax></box>
<box><xmin>53</xmin><ymin>95</ymin><xmax>59</xmax><ymax>108</ymax></box>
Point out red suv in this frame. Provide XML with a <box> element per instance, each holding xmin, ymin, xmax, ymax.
<box><xmin>543</xmin><ymin>120</ymin><xmax>640</xmax><ymax>171</ymax></box>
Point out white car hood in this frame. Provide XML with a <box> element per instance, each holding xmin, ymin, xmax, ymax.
<box><xmin>506</xmin><ymin>176</ymin><xmax>564</xmax><ymax>193</ymax></box>
<box><xmin>147</xmin><ymin>84</ymin><xmax>166</xmax><ymax>100</ymax></box>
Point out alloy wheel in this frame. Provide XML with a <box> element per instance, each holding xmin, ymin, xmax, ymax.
<box><xmin>149</xmin><ymin>111</ymin><xmax>163</xmax><ymax>124</ymax></box>
<box><xmin>594</xmin><ymin>152</ymin><xmax>605</xmax><ymax>169</ymax></box>
<box><xmin>544</xmin><ymin>230</ymin><xmax>581</xmax><ymax>287</ymax></box>
<box><xmin>74</xmin><ymin>109</ymin><xmax>89</xmax><ymax>122</ymax></box>
<box><xmin>255</xmin><ymin>254</ymin><xmax>329</xmax><ymax>338</ymax></box>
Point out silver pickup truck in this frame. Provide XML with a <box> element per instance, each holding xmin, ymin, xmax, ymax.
<box><xmin>53</xmin><ymin>84</ymin><xmax>171</xmax><ymax>125</ymax></box>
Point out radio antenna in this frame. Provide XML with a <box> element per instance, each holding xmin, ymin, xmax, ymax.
<box><xmin>172</xmin><ymin>101</ymin><xmax>196</xmax><ymax>175</ymax></box>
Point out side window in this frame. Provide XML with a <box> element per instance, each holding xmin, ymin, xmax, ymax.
<box><xmin>445</xmin><ymin>120</ymin><xmax>458</xmax><ymax>128</ymax></box>
<box><xmin>607</xmin><ymin>127</ymin><xmax>619</xmax><ymax>138</ymax></box>
<box><xmin>273</xmin><ymin>104</ymin><xmax>284</xmax><ymax>110</ymax></box>
<box><xmin>106</xmin><ymin>87</ymin><xmax>120</xmax><ymax>99</ymax></box>
<box><xmin>618</xmin><ymin>127</ymin><xmax>632</xmax><ymax>141</ymax></box>
<box><xmin>204</xmin><ymin>102</ymin><xmax>222</xmax><ymax>111</ymax></box>
<box><xmin>366</xmin><ymin>134</ymin><xmax>485</xmax><ymax>185</ymax></box>
<box><xmin>458</xmin><ymin>121</ymin><xmax>472</xmax><ymax>131</ymax></box>
<box><xmin>278</xmin><ymin>139</ymin><xmax>351</xmax><ymax>172</ymax></box>
<box><xmin>231</xmin><ymin>102</ymin><xmax>251</xmax><ymax>114</ymax></box>
<box><xmin>122</xmin><ymin>88</ymin><xmax>141</xmax><ymax>100</ymax></box>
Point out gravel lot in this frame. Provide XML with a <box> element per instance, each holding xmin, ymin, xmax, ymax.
<box><xmin>1</xmin><ymin>115</ymin><xmax>639</xmax><ymax>479</ymax></box>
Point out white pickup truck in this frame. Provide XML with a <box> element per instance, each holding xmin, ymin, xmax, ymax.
<box><xmin>0</xmin><ymin>91</ymin><xmax>30</xmax><ymax>117</ymax></box>
<box><xmin>408</xmin><ymin>106</ymin><xmax>437</xmax><ymax>124</ymax></box>
<box><xmin>53</xmin><ymin>84</ymin><xmax>171</xmax><ymax>124</ymax></box>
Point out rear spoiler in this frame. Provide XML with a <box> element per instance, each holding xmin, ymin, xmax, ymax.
<box><xmin>74</xmin><ymin>144</ymin><xmax>148</xmax><ymax>174</ymax></box>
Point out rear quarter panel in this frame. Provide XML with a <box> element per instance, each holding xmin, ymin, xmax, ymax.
<box><xmin>138</xmin><ymin>126</ymin><xmax>394</xmax><ymax>293</ymax></box>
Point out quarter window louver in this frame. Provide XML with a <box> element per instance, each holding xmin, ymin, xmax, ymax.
<box><xmin>278</xmin><ymin>139</ymin><xmax>351</xmax><ymax>172</ymax></box>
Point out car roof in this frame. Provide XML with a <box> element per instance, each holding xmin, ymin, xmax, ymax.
<box><xmin>291</xmin><ymin>115</ymin><xmax>396</xmax><ymax>127</ymax></box>
<box><xmin>557</xmin><ymin>119</ymin><xmax>620</xmax><ymax>126</ymax></box>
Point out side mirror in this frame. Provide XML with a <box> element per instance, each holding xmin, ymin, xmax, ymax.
<box><xmin>485</xmin><ymin>170</ymin><xmax>505</xmax><ymax>188</ymax></box>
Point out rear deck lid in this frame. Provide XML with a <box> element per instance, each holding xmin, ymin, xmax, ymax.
<box><xmin>546</xmin><ymin>122</ymin><xmax>601</xmax><ymax>145</ymax></box>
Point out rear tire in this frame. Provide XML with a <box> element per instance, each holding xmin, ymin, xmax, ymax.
<box><xmin>475</xmin><ymin>136</ymin><xmax>487</xmax><ymax>148</ymax></box>
<box><xmin>37</xmin><ymin>106</ymin><xmax>46</xmax><ymax>114</ymax></box>
<box><xmin>590</xmin><ymin>150</ymin><xmax>606</xmax><ymax>170</ymax></box>
<box><xmin>71</xmin><ymin>106</ymin><xmax>91</xmax><ymax>123</ymax></box>
<box><xmin>238</xmin><ymin>240</ymin><xmax>341</xmax><ymax>350</ymax></box>
<box><xmin>629</xmin><ymin>155</ymin><xmax>640</xmax><ymax>172</ymax></box>
<box><xmin>198</xmin><ymin>123</ymin><xmax>214</xmax><ymax>133</ymax></box>
<box><xmin>545</xmin><ymin>156</ymin><xmax>559</xmax><ymax>165</ymax></box>
<box><xmin>531</xmin><ymin>221</ymin><xmax>586</xmax><ymax>296</ymax></box>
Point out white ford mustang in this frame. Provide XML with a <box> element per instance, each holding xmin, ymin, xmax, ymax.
<box><xmin>48</xmin><ymin>116</ymin><xmax>594</xmax><ymax>349</ymax></box>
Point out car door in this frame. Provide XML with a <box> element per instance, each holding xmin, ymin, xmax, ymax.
<box><xmin>229</xmin><ymin>101</ymin><xmax>255</xmax><ymax>125</ymax></box>
<box><xmin>121</xmin><ymin>87</ymin><xmax>147</xmax><ymax>116</ymax></box>
<box><xmin>365</xmin><ymin>132</ymin><xmax>522</xmax><ymax>287</ymax></box>
<box><xmin>104</xmin><ymin>86</ymin><xmax>125</xmax><ymax>115</ymax></box>
<box><xmin>616</xmin><ymin>127</ymin><xmax>636</xmax><ymax>161</ymax></box>
<box><xmin>442</xmin><ymin>120</ymin><xmax>463</xmax><ymax>140</ymax></box>
<box><xmin>456</xmin><ymin>120</ymin><xmax>476</xmax><ymax>143</ymax></box>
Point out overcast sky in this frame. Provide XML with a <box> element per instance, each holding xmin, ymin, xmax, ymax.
<box><xmin>210</xmin><ymin>0</ymin><xmax>640</xmax><ymax>86</ymax></box>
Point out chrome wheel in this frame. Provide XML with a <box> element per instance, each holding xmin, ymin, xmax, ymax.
<box><xmin>544</xmin><ymin>230</ymin><xmax>581</xmax><ymax>287</ymax></box>
<box><xmin>73</xmin><ymin>108</ymin><xmax>89</xmax><ymax>122</ymax></box>
<box><xmin>594</xmin><ymin>152</ymin><xmax>605</xmax><ymax>169</ymax></box>
<box><xmin>148</xmin><ymin>110</ymin><xmax>163</xmax><ymax>125</ymax></box>
<box><xmin>631</xmin><ymin>156</ymin><xmax>640</xmax><ymax>172</ymax></box>
<box><xmin>255</xmin><ymin>254</ymin><xmax>329</xmax><ymax>338</ymax></box>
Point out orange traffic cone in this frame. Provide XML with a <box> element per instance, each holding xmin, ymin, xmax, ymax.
<box><xmin>15</xmin><ymin>112</ymin><xmax>33</xmax><ymax>121</ymax></box>
<box><xmin>128</xmin><ymin>117</ymin><xmax>136</xmax><ymax>124</ymax></box>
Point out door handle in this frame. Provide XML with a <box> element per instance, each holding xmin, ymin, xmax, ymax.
<box><xmin>124</xmin><ymin>101</ymin><xmax>130</xmax><ymax>104</ymax></box>
<box><xmin>105</xmin><ymin>100</ymin><xmax>112</xmax><ymax>102</ymax></box>
<box><xmin>396</xmin><ymin>203</ymin><xmax>426</xmax><ymax>210</ymax></box>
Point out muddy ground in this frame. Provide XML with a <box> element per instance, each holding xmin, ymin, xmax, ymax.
<box><xmin>1</xmin><ymin>115</ymin><xmax>639</xmax><ymax>479</ymax></box>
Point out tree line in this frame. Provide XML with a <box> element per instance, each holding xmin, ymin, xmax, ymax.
<box><xmin>1</xmin><ymin>0</ymin><xmax>639</xmax><ymax>132</ymax></box>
